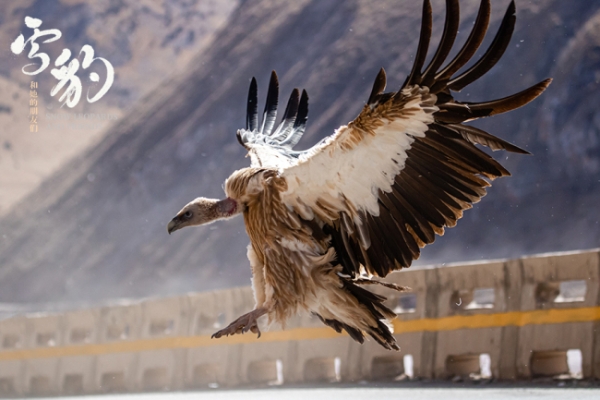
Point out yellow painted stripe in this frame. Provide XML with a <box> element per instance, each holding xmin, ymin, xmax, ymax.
<box><xmin>392</xmin><ymin>306</ymin><xmax>600</xmax><ymax>333</ymax></box>
<box><xmin>1</xmin><ymin>306</ymin><xmax>599</xmax><ymax>361</ymax></box>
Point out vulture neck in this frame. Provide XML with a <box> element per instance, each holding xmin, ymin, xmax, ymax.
<box><xmin>213</xmin><ymin>197</ymin><xmax>241</xmax><ymax>220</ymax></box>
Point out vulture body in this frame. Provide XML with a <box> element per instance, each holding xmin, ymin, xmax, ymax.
<box><xmin>167</xmin><ymin>0</ymin><xmax>551</xmax><ymax>350</ymax></box>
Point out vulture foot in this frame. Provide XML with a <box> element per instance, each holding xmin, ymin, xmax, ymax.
<box><xmin>211</xmin><ymin>307</ymin><xmax>267</xmax><ymax>339</ymax></box>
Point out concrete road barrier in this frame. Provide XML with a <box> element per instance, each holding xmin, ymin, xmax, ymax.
<box><xmin>0</xmin><ymin>249</ymin><xmax>598</xmax><ymax>396</ymax></box>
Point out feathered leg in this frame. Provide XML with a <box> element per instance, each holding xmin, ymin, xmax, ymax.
<box><xmin>310</xmin><ymin>266</ymin><xmax>400</xmax><ymax>351</ymax></box>
<box><xmin>211</xmin><ymin>245</ymin><xmax>269</xmax><ymax>339</ymax></box>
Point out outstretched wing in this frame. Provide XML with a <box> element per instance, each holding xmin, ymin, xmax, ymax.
<box><xmin>277</xmin><ymin>0</ymin><xmax>551</xmax><ymax>278</ymax></box>
<box><xmin>236</xmin><ymin>72</ymin><xmax>309</xmax><ymax>169</ymax></box>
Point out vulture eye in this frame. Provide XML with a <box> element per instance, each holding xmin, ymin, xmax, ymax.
<box><xmin>183</xmin><ymin>211</ymin><xmax>192</xmax><ymax>219</ymax></box>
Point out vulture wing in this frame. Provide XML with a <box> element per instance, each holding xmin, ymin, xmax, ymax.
<box><xmin>236</xmin><ymin>72</ymin><xmax>309</xmax><ymax>169</ymax></box>
<box><xmin>276</xmin><ymin>0</ymin><xmax>551</xmax><ymax>278</ymax></box>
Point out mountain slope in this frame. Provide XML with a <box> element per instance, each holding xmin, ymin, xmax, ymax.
<box><xmin>1</xmin><ymin>0</ymin><xmax>599</xmax><ymax>304</ymax></box>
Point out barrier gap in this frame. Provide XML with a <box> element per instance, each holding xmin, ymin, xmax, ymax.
<box><xmin>149</xmin><ymin>319</ymin><xmax>174</xmax><ymax>336</ymax></box>
<box><xmin>142</xmin><ymin>367</ymin><xmax>169</xmax><ymax>391</ymax></box>
<box><xmin>30</xmin><ymin>375</ymin><xmax>51</xmax><ymax>395</ymax></box>
<box><xmin>2</xmin><ymin>334</ymin><xmax>19</xmax><ymax>349</ymax></box>
<box><xmin>304</xmin><ymin>357</ymin><xmax>340</xmax><ymax>382</ymax></box>
<box><xmin>393</xmin><ymin>293</ymin><xmax>417</xmax><ymax>314</ymax></box>
<box><xmin>191</xmin><ymin>363</ymin><xmax>220</xmax><ymax>388</ymax></box>
<box><xmin>530</xmin><ymin>350</ymin><xmax>568</xmax><ymax>377</ymax></box>
<box><xmin>36</xmin><ymin>332</ymin><xmax>56</xmax><ymax>347</ymax></box>
<box><xmin>0</xmin><ymin>377</ymin><xmax>15</xmax><ymax>395</ymax></box>
<box><xmin>247</xmin><ymin>359</ymin><xmax>282</xmax><ymax>385</ymax></box>
<box><xmin>63</xmin><ymin>374</ymin><xmax>83</xmax><ymax>394</ymax></box>
<box><xmin>216</xmin><ymin>312</ymin><xmax>226</xmax><ymax>328</ymax></box>
<box><xmin>529</xmin><ymin>349</ymin><xmax>584</xmax><ymax>379</ymax></box>
<box><xmin>555</xmin><ymin>281</ymin><xmax>587</xmax><ymax>303</ymax></box>
<box><xmin>70</xmin><ymin>328</ymin><xmax>91</xmax><ymax>344</ymax></box>
<box><xmin>445</xmin><ymin>354</ymin><xmax>481</xmax><ymax>379</ymax></box>
<box><xmin>535</xmin><ymin>280</ymin><xmax>587</xmax><ymax>307</ymax></box>
<box><xmin>371</xmin><ymin>355</ymin><xmax>404</xmax><ymax>380</ymax></box>
<box><xmin>106</xmin><ymin>325</ymin><xmax>129</xmax><ymax>341</ymax></box>
<box><xmin>100</xmin><ymin>372</ymin><xmax>126</xmax><ymax>392</ymax></box>
<box><xmin>450</xmin><ymin>288</ymin><xmax>495</xmax><ymax>311</ymax></box>
<box><xmin>195</xmin><ymin>312</ymin><xmax>226</xmax><ymax>334</ymax></box>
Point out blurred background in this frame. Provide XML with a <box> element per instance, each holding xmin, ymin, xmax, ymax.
<box><xmin>0</xmin><ymin>0</ymin><xmax>599</xmax><ymax>309</ymax></box>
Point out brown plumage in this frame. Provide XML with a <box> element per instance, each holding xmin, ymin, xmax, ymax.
<box><xmin>167</xmin><ymin>0</ymin><xmax>550</xmax><ymax>350</ymax></box>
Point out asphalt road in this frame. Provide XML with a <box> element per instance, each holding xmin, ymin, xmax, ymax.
<box><xmin>24</xmin><ymin>387</ymin><xmax>600</xmax><ymax>400</ymax></box>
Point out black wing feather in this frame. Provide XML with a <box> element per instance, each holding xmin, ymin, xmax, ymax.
<box><xmin>271</xmin><ymin>88</ymin><xmax>299</xmax><ymax>140</ymax></box>
<box><xmin>434</xmin><ymin>0</ymin><xmax>491</xmax><ymax>85</ymax></box>
<box><xmin>260</xmin><ymin>71</ymin><xmax>279</xmax><ymax>135</ymax></box>
<box><xmin>404</xmin><ymin>0</ymin><xmax>433</xmax><ymax>87</ymax></box>
<box><xmin>246</xmin><ymin>77</ymin><xmax>258</xmax><ymax>131</ymax></box>
<box><xmin>447</xmin><ymin>1</ymin><xmax>516</xmax><ymax>91</ymax></box>
<box><xmin>368</xmin><ymin>68</ymin><xmax>387</xmax><ymax>105</ymax></box>
<box><xmin>237</xmin><ymin>74</ymin><xmax>310</xmax><ymax>154</ymax></box>
<box><xmin>421</xmin><ymin>0</ymin><xmax>460</xmax><ymax>87</ymax></box>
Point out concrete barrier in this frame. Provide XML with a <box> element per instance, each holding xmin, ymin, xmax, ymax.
<box><xmin>0</xmin><ymin>360</ymin><xmax>23</xmax><ymax>397</ymax></box>
<box><xmin>515</xmin><ymin>250</ymin><xmax>599</xmax><ymax>379</ymax></box>
<box><xmin>186</xmin><ymin>344</ymin><xmax>232</xmax><ymax>389</ymax></box>
<box><xmin>359</xmin><ymin>268</ymin><xmax>431</xmax><ymax>380</ymax></box>
<box><xmin>59</xmin><ymin>355</ymin><xmax>94</xmax><ymax>395</ymax></box>
<box><xmin>95</xmin><ymin>302</ymin><xmax>142</xmax><ymax>393</ymax></box>
<box><xmin>432</xmin><ymin>260</ymin><xmax>515</xmax><ymax>380</ymax></box>
<box><xmin>136</xmin><ymin>296</ymin><xmax>190</xmax><ymax>391</ymax></box>
<box><xmin>0</xmin><ymin>249</ymin><xmax>598</xmax><ymax>397</ymax></box>
<box><xmin>0</xmin><ymin>316</ymin><xmax>27</xmax><ymax>396</ymax></box>
<box><xmin>58</xmin><ymin>308</ymin><xmax>100</xmax><ymax>395</ymax></box>
<box><xmin>23</xmin><ymin>314</ymin><xmax>64</xmax><ymax>396</ymax></box>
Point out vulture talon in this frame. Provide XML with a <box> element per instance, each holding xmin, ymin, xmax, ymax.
<box><xmin>210</xmin><ymin>307</ymin><xmax>267</xmax><ymax>339</ymax></box>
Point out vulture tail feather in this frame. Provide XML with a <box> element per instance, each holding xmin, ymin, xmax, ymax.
<box><xmin>343</xmin><ymin>280</ymin><xmax>399</xmax><ymax>351</ymax></box>
<box><xmin>314</xmin><ymin>313</ymin><xmax>366</xmax><ymax>344</ymax></box>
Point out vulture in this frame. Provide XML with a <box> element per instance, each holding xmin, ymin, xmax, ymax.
<box><xmin>167</xmin><ymin>0</ymin><xmax>551</xmax><ymax>350</ymax></box>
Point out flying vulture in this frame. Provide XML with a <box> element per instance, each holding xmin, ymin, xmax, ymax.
<box><xmin>167</xmin><ymin>0</ymin><xmax>550</xmax><ymax>350</ymax></box>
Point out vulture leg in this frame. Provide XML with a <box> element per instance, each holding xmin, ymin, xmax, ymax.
<box><xmin>211</xmin><ymin>307</ymin><xmax>268</xmax><ymax>339</ymax></box>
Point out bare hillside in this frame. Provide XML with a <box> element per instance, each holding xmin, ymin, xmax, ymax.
<box><xmin>1</xmin><ymin>0</ymin><xmax>599</xmax><ymax>304</ymax></box>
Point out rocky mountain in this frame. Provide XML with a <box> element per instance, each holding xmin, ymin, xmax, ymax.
<box><xmin>1</xmin><ymin>0</ymin><xmax>599</xmax><ymax>305</ymax></box>
<box><xmin>0</xmin><ymin>0</ymin><xmax>237</xmax><ymax>214</ymax></box>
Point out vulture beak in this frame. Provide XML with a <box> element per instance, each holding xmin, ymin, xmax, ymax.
<box><xmin>167</xmin><ymin>218</ymin><xmax>179</xmax><ymax>235</ymax></box>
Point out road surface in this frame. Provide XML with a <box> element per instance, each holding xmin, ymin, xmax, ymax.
<box><xmin>23</xmin><ymin>387</ymin><xmax>600</xmax><ymax>400</ymax></box>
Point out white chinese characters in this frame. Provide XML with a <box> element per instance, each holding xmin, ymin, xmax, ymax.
<box><xmin>11</xmin><ymin>16</ymin><xmax>114</xmax><ymax>108</ymax></box>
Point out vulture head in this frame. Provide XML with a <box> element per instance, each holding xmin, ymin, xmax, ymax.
<box><xmin>167</xmin><ymin>197</ymin><xmax>240</xmax><ymax>234</ymax></box>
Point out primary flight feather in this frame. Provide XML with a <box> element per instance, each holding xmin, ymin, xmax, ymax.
<box><xmin>167</xmin><ymin>0</ymin><xmax>551</xmax><ymax>350</ymax></box>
